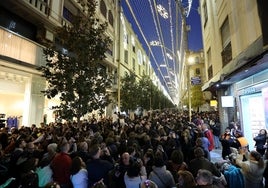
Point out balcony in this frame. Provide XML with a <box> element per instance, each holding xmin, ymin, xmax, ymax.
<box><xmin>0</xmin><ymin>0</ymin><xmax>62</xmax><ymax>30</ymax></box>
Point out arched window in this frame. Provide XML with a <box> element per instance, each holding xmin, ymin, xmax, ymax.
<box><xmin>100</xmin><ymin>0</ymin><xmax>107</xmax><ymax>18</ymax></box>
<box><xmin>108</xmin><ymin>10</ymin><xmax>113</xmax><ymax>27</ymax></box>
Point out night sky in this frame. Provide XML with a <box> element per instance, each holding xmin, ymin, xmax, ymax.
<box><xmin>186</xmin><ymin>0</ymin><xmax>203</xmax><ymax>51</ymax></box>
<box><xmin>121</xmin><ymin>0</ymin><xmax>203</xmax><ymax>100</ymax></box>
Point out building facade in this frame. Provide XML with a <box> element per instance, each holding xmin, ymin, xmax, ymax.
<box><xmin>0</xmin><ymin>0</ymin><xmax>166</xmax><ymax>127</ymax></box>
<box><xmin>180</xmin><ymin>50</ymin><xmax>208</xmax><ymax>116</ymax></box>
<box><xmin>199</xmin><ymin>0</ymin><xmax>268</xmax><ymax>149</ymax></box>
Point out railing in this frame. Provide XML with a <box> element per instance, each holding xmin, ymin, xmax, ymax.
<box><xmin>27</xmin><ymin>0</ymin><xmax>50</xmax><ymax>16</ymax></box>
<box><xmin>0</xmin><ymin>28</ymin><xmax>46</xmax><ymax>67</ymax></box>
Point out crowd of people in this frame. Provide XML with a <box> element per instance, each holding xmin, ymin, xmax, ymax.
<box><xmin>0</xmin><ymin>109</ymin><xmax>267</xmax><ymax>188</ymax></box>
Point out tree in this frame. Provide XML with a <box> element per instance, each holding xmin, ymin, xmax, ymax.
<box><xmin>38</xmin><ymin>1</ymin><xmax>112</xmax><ymax>121</ymax></box>
<box><xmin>137</xmin><ymin>75</ymin><xmax>152</xmax><ymax>110</ymax></box>
<box><xmin>120</xmin><ymin>73</ymin><xmax>139</xmax><ymax>112</ymax></box>
<box><xmin>191</xmin><ymin>85</ymin><xmax>205</xmax><ymax>111</ymax></box>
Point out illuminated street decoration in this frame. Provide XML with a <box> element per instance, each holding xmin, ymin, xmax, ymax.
<box><xmin>150</xmin><ymin>40</ymin><xmax>161</xmax><ymax>46</ymax></box>
<box><xmin>157</xmin><ymin>4</ymin><xmax>169</xmax><ymax>19</ymax></box>
<box><xmin>166</xmin><ymin>53</ymin><xmax>173</xmax><ymax>60</ymax></box>
<box><xmin>122</xmin><ymin>0</ymin><xmax>190</xmax><ymax>104</ymax></box>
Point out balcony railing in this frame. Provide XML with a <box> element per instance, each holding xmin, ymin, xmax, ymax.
<box><xmin>26</xmin><ymin>0</ymin><xmax>50</xmax><ymax>16</ymax></box>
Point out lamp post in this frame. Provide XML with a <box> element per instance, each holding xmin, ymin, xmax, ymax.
<box><xmin>187</xmin><ymin>56</ymin><xmax>194</xmax><ymax>122</ymax></box>
<box><xmin>188</xmin><ymin>67</ymin><xmax>192</xmax><ymax>122</ymax></box>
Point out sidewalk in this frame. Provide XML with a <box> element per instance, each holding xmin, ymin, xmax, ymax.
<box><xmin>210</xmin><ymin>148</ymin><xmax>223</xmax><ymax>163</ymax></box>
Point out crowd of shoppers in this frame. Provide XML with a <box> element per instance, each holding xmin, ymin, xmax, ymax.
<box><xmin>0</xmin><ymin>109</ymin><xmax>267</xmax><ymax>188</ymax></box>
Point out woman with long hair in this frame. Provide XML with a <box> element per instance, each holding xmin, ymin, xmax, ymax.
<box><xmin>70</xmin><ymin>156</ymin><xmax>88</xmax><ymax>188</ymax></box>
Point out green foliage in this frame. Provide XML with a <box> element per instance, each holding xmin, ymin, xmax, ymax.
<box><xmin>38</xmin><ymin>1</ymin><xmax>112</xmax><ymax>121</ymax></box>
<box><xmin>137</xmin><ymin>75</ymin><xmax>152</xmax><ymax>110</ymax></box>
<box><xmin>191</xmin><ymin>85</ymin><xmax>205</xmax><ymax>109</ymax></box>
<box><xmin>120</xmin><ymin>73</ymin><xmax>139</xmax><ymax>111</ymax></box>
<box><xmin>120</xmin><ymin>73</ymin><xmax>175</xmax><ymax>112</ymax></box>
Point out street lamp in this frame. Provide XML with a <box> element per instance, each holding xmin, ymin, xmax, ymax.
<box><xmin>187</xmin><ymin>56</ymin><xmax>195</xmax><ymax>122</ymax></box>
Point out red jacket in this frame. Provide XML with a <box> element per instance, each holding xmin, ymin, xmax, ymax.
<box><xmin>50</xmin><ymin>152</ymin><xmax>72</xmax><ymax>185</ymax></box>
<box><xmin>204</xmin><ymin>129</ymin><xmax>214</xmax><ymax>151</ymax></box>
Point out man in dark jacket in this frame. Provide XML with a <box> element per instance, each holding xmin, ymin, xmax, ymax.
<box><xmin>189</xmin><ymin>147</ymin><xmax>221</xmax><ymax>178</ymax></box>
<box><xmin>86</xmin><ymin>144</ymin><xmax>114</xmax><ymax>187</ymax></box>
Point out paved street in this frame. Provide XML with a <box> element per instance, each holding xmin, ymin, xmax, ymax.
<box><xmin>211</xmin><ymin>148</ymin><xmax>223</xmax><ymax>163</ymax></box>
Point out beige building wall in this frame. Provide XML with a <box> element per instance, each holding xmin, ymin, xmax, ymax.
<box><xmin>199</xmin><ymin>0</ymin><xmax>266</xmax><ymax>130</ymax></box>
<box><xmin>200</xmin><ymin>0</ymin><xmax>262</xmax><ymax>89</ymax></box>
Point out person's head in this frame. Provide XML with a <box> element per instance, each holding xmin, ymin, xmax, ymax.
<box><xmin>70</xmin><ymin>156</ymin><xmax>85</xmax><ymax>175</ymax></box>
<box><xmin>89</xmin><ymin>144</ymin><xmax>101</xmax><ymax>159</ymax></box>
<box><xmin>194</xmin><ymin>147</ymin><xmax>205</xmax><ymax>158</ymax></box>
<box><xmin>201</xmin><ymin>123</ymin><xmax>209</xmax><ymax>131</ymax></box>
<box><xmin>250</xmin><ymin>150</ymin><xmax>264</xmax><ymax>168</ymax></box>
<box><xmin>26</xmin><ymin>142</ymin><xmax>35</xmax><ymax>153</ymax></box>
<box><xmin>177</xmin><ymin>170</ymin><xmax>196</xmax><ymax>188</ymax></box>
<box><xmin>60</xmin><ymin>141</ymin><xmax>70</xmax><ymax>153</ymax></box>
<box><xmin>170</xmin><ymin>149</ymin><xmax>184</xmax><ymax>165</ymax></box>
<box><xmin>126</xmin><ymin>159</ymin><xmax>141</xmax><ymax>178</ymax></box>
<box><xmin>121</xmin><ymin>152</ymin><xmax>130</xmax><ymax>166</ymax></box>
<box><xmin>143</xmin><ymin>149</ymin><xmax>154</xmax><ymax>164</ymax></box>
<box><xmin>78</xmin><ymin>141</ymin><xmax>88</xmax><ymax>152</ymax></box>
<box><xmin>195</xmin><ymin>138</ymin><xmax>203</xmax><ymax>147</ymax></box>
<box><xmin>47</xmin><ymin>143</ymin><xmax>58</xmax><ymax>154</ymax></box>
<box><xmin>259</xmin><ymin>129</ymin><xmax>267</xmax><ymax>135</ymax></box>
<box><xmin>15</xmin><ymin>138</ymin><xmax>26</xmax><ymax>149</ymax></box>
<box><xmin>140</xmin><ymin>180</ymin><xmax>158</xmax><ymax>188</ymax></box>
<box><xmin>196</xmin><ymin>169</ymin><xmax>213</xmax><ymax>185</ymax></box>
<box><xmin>225</xmin><ymin>127</ymin><xmax>231</xmax><ymax>134</ymax></box>
<box><xmin>153</xmin><ymin>150</ymin><xmax>165</xmax><ymax>167</ymax></box>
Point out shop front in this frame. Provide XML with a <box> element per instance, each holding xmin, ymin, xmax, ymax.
<box><xmin>235</xmin><ymin>70</ymin><xmax>268</xmax><ymax>150</ymax></box>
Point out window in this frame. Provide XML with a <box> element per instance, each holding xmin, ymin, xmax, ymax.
<box><xmin>100</xmin><ymin>0</ymin><xmax>107</xmax><ymax>18</ymax></box>
<box><xmin>124</xmin><ymin>50</ymin><xmax>128</xmax><ymax>64</ymax></box>
<box><xmin>132</xmin><ymin>58</ymin><xmax>135</xmax><ymax>71</ymax></box>
<box><xmin>63</xmin><ymin>7</ymin><xmax>74</xmax><ymax>22</ymax></box>
<box><xmin>195</xmin><ymin>57</ymin><xmax>200</xmax><ymax>63</ymax></box>
<box><xmin>107</xmin><ymin>43</ymin><xmax>113</xmax><ymax>56</ymax></box>
<box><xmin>132</xmin><ymin>45</ymin><xmax>136</xmax><ymax>53</ymax></box>
<box><xmin>220</xmin><ymin>17</ymin><xmax>232</xmax><ymax>66</ymax></box>
<box><xmin>208</xmin><ymin>65</ymin><xmax>213</xmax><ymax>80</ymax></box>
<box><xmin>108</xmin><ymin>10</ymin><xmax>113</xmax><ymax>27</ymax></box>
<box><xmin>221</xmin><ymin>17</ymin><xmax>231</xmax><ymax>48</ymax></box>
<box><xmin>207</xmin><ymin>48</ymin><xmax>211</xmax><ymax>66</ymax></box>
<box><xmin>203</xmin><ymin>1</ymin><xmax>208</xmax><ymax>28</ymax></box>
<box><xmin>196</xmin><ymin>68</ymin><xmax>200</xmax><ymax>75</ymax></box>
